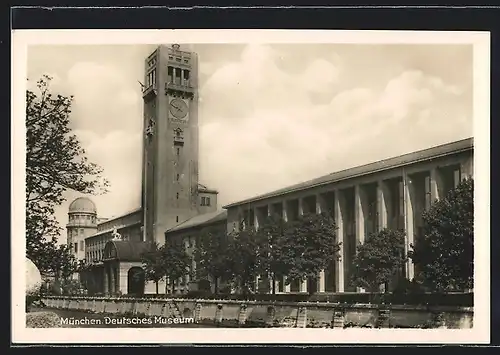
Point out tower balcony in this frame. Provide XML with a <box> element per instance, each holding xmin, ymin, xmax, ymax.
<box><xmin>142</xmin><ymin>85</ymin><xmax>158</xmax><ymax>100</ymax></box>
<box><xmin>165</xmin><ymin>82</ymin><xmax>195</xmax><ymax>99</ymax></box>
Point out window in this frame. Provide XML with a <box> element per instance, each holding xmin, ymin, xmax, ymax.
<box><xmin>201</xmin><ymin>197</ymin><xmax>206</xmax><ymax>206</ymax></box>
<box><xmin>176</xmin><ymin>192</ymin><xmax>179</xmax><ymax>199</ymax></box>
<box><xmin>206</xmin><ymin>197</ymin><xmax>211</xmax><ymax>206</ymax></box>
<box><xmin>176</xmin><ymin>216</ymin><xmax>179</xmax><ymax>223</ymax></box>
<box><xmin>176</xmin><ymin>57</ymin><xmax>181</xmax><ymax>62</ymax></box>
<box><xmin>176</xmin><ymin>147</ymin><xmax>180</xmax><ymax>156</ymax></box>
<box><xmin>176</xmin><ymin>174</ymin><xmax>179</xmax><ymax>181</ymax></box>
<box><xmin>168</xmin><ymin>66</ymin><xmax>173</xmax><ymax>83</ymax></box>
<box><xmin>74</xmin><ymin>243</ymin><xmax>78</xmax><ymax>253</ymax></box>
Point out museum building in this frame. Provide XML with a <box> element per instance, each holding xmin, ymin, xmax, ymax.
<box><xmin>66</xmin><ymin>44</ymin><xmax>474</xmax><ymax>296</ymax></box>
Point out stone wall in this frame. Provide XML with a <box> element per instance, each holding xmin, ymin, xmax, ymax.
<box><xmin>41</xmin><ymin>296</ymin><xmax>473</xmax><ymax>329</ymax></box>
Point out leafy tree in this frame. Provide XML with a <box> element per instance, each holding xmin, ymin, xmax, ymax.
<box><xmin>254</xmin><ymin>213</ymin><xmax>287</xmax><ymax>294</ymax></box>
<box><xmin>409</xmin><ymin>177</ymin><xmax>474</xmax><ymax>292</ymax></box>
<box><xmin>162</xmin><ymin>240</ymin><xmax>191</xmax><ymax>294</ymax></box>
<box><xmin>226</xmin><ymin>227</ymin><xmax>259</xmax><ymax>295</ymax></box>
<box><xmin>141</xmin><ymin>241</ymin><xmax>165</xmax><ymax>294</ymax></box>
<box><xmin>279</xmin><ymin>212</ymin><xmax>340</xmax><ymax>293</ymax></box>
<box><xmin>26</xmin><ymin>75</ymin><xmax>108</xmax><ymax>273</ymax></box>
<box><xmin>351</xmin><ymin>228</ymin><xmax>407</xmax><ymax>292</ymax></box>
<box><xmin>194</xmin><ymin>225</ymin><xmax>230</xmax><ymax>294</ymax></box>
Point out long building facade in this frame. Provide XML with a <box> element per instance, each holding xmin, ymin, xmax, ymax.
<box><xmin>223</xmin><ymin>138</ymin><xmax>474</xmax><ymax>294</ymax></box>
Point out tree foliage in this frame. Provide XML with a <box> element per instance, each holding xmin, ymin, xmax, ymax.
<box><xmin>278</xmin><ymin>212</ymin><xmax>340</xmax><ymax>287</ymax></box>
<box><xmin>141</xmin><ymin>241</ymin><xmax>165</xmax><ymax>294</ymax></box>
<box><xmin>254</xmin><ymin>214</ymin><xmax>287</xmax><ymax>293</ymax></box>
<box><xmin>226</xmin><ymin>227</ymin><xmax>259</xmax><ymax>294</ymax></box>
<box><xmin>26</xmin><ymin>75</ymin><xmax>109</xmax><ymax>274</ymax></box>
<box><xmin>351</xmin><ymin>228</ymin><xmax>407</xmax><ymax>292</ymax></box>
<box><xmin>194</xmin><ymin>225</ymin><xmax>230</xmax><ymax>294</ymax></box>
<box><xmin>410</xmin><ymin>177</ymin><xmax>474</xmax><ymax>292</ymax></box>
<box><xmin>162</xmin><ymin>240</ymin><xmax>191</xmax><ymax>294</ymax></box>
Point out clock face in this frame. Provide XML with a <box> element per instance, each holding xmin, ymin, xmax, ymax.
<box><xmin>169</xmin><ymin>98</ymin><xmax>189</xmax><ymax>120</ymax></box>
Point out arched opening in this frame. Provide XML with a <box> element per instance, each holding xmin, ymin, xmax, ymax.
<box><xmin>127</xmin><ymin>267</ymin><xmax>145</xmax><ymax>296</ymax></box>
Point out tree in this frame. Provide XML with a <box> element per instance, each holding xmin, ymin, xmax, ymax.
<box><xmin>409</xmin><ymin>178</ymin><xmax>474</xmax><ymax>292</ymax></box>
<box><xmin>254</xmin><ymin>214</ymin><xmax>287</xmax><ymax>294</ymax></box>
<box><xmin>226</xmin><ymin>227</ymin><xmax>259</xmax><ymax>295</ymax></box>
<box><xmin>194</xmin><ymin>225</ymin><xmax>230</xmax><ymax>294</ymax></box>
<box><xmin>351</xmin><ymin>228</ymin><xmax>407</xmax><ymax>292</ymax></box>
<box><xmin>162</xmin><ymin>240</ymin><xmax>191</xmax><ymax>295</ymax></box>
<box><xmin>141</xmin><ymin>241</ymin><xmax>165</xmax><ymax>294</ymax></box>
<box><xmin>278</xmin><ymin>212</ymin><xmax>340</xmax><ymax>293</ymax></box>
<box><xmin>26</xmin><ymin>75</ymin><xmax>108</xmax><ymax>274</ymax></box>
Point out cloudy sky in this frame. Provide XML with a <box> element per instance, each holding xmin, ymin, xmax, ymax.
<box><xmin>27</xmin><ymin>43</ymin><xmax>473</xmax><ymax>243</ymax></box>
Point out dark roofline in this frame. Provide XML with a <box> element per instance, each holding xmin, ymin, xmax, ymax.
<box><xmin>166</xmin><ymin>211</ymin><xmax>227</xmax><ymax>234</ymax></box>
<box><xmin>199</xmin><ymin>188</ymin><xmax>219</xmax><ymax>194</ymax></box>
<box><xmin>97</xmin><ymin>207</ymin><xmax>142</xmax><ymax>226</ymax></box>
<box><xmin>223</xmin><ymin>137</ymin><xmax>473</xmax><ymax>209</ymax></box>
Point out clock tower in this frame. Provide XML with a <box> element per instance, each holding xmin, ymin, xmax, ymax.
<box><xmin>141</xmin><ymin>44</ymin><xmax>200</xmax><ymax>245</ymax></box>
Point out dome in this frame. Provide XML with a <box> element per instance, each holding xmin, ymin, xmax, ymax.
<box><xmin>69</xmin><ymin>197</ymin><xmax>97</xmax><ymax>214</ymax></box>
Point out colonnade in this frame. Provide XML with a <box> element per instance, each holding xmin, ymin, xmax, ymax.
<box><xmin>236</xmin><ymin>157</ymin><xmax>472</xmax><ymax>294</ymax></box>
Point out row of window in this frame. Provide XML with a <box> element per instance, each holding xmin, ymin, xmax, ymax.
<box><xmin>69</xmin><ymin>214</ymin><xmax>97</xmax><ymax>223</ymax></box>
<box><xmin>68</xmin><ymin>228</ymin><xmax>86</xmax><ymax>238</ymax></box>
<box><xmin>70</xmin><ymin>241</ymin><xmax>85</xmax><ymax>253</ymax></box>
<box><xmin>168</xmin><ymin>55</ymin><xmax>190</xmax><ymax>64</ymax></box>
<box><xmin>200</xmin><ymin>196</ymin><xmax>211</xmax><ymax>206</ymax></box>
<box><xmin>86</xmin><ymin>250</ymin><xmax>103</xmax><ymax>262</ymax></box>
<box><xmin>146</xmin><ymin>69</ymin><xmax>157</xmax><ymax>89</ymax></box>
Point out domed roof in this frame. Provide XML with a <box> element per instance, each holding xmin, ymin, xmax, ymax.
<box><xmin>69</xmin><ymin>197</ymin><xmax>97</xmax><ymax>214</ymax></box>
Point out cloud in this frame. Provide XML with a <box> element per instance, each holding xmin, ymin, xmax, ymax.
<box><xmin>66</xmin><ymin>62</ymin><xmax>142</xmax><ymax>134</ymax></box>
<box><xmin>198</xmin><ymin>48</ymin><xmax>472</xmax><ymax>206</ymax></box>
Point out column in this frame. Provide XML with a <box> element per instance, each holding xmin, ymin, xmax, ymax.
<box><xmin>267</xmin><ymin>204</ymin><xmax>273</xmax><ymax>217</ymax></box>
<box><xmin>425</xmin><ymin>175</ymin><xmax>432</xmax><ymax>211</ymax></box>
<box><xmin>454</xmin><ymin>167</ymin><xmax>461</xmax><ymax>188</ymax></box>
<box><xmin>316</xmin><ymin>193</ymin><xmax>328</xmax><ymax>292</ymax></box>
<box><xmin>461</xmin><ymin>155</ymin><xmax>473</xmax><ymax>181</ymax></box>
<box><xmin>298</xmin><ymin>197</ymin><xmax>304</xmax><ymax>216</ymax></box>
<box><xmin>430</xmin><ymin>168</ymin><xmax>442</xmax><ymax>202</ymax></box>
<box><xmin>297</xmin><ymin>198</ymin><xmax>308</xmax><ymax>294</ymax></box>
<box><xmin>354</xmin><ymin>185</ymin><xmax>366</xmax><ymax>245</ymax></box>
<box><xmin>103</xmin><ymin>267</ymin><xmax>109</xmax><ymax>294</ymax></box>
<box><xmin>318</xmin><ymin>270</ymin><xmax>325</xmax><ymax>292</ymax></box>
<box><xmin>403</xmin><ymin>172</ymin><xmax>415</xmax><ymax>281</ymax></box>
<box><xmin>334</xmin><ymin>190</ymin><xmax>345</xmax><ymax>292</ymax></box>
<box><xmin>119</xmin><ymin>265</ymin><xmax>128</xmax><ymax>295</ymax></box>
<box><xmin>282</xmin><ymin>201</ymin><xmax>291</xmax><ymax>293</ymax></box>
<box><xmin>254</xmin><ymin>207</ymin><xmax>260</xmax><ymax>231</ymax></box>
<box><xmin>109</xmin><ymin>265</ymin><xmax>116</xmax><ymax>294</ymax></box>
<box><xmin>354</xmin><ymin>185</ymin><xmax>366</xmax><ymax>292</ymax></box>
<box><xmin>315</xmin><ymin>194</ymin><xmax>323</xmax><ymax>214</ymax></box>
<box><xmin>377</xmin><ymin>180</ymin><xmax>388</xmax><ymax>231</ymax></box>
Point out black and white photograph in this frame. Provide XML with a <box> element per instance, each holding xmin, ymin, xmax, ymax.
<box><xmin>12</xmin><ymin>30</ymin><xmax>490</xmax><ymax>344</ymax></box>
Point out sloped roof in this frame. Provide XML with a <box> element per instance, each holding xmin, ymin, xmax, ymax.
<box><xmin>104</xmin><ymin>240</ymin><xmax>150</xmax><ymax>262</ymax></box>
<box><xmin>166</xmin><ymin>210</ymin><xmax>228</xmax><ymax>233</ymax></box>
<box><xmin>223</xmin><ymin>137</ymin><xmax>473</xmax><ymax>208</ymax></box>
